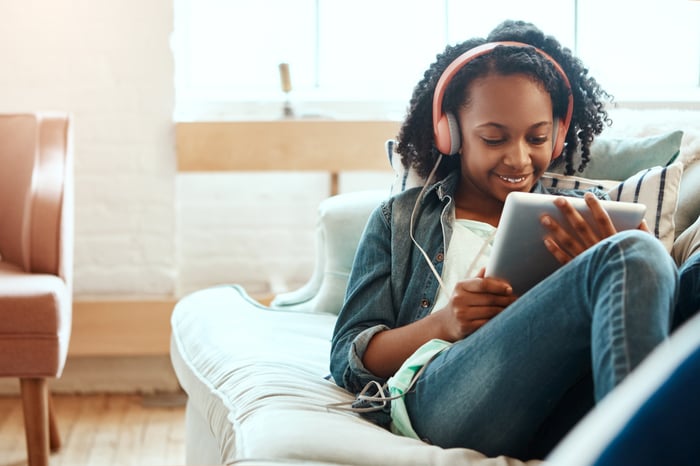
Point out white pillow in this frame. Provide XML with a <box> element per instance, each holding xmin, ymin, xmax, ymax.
<box><xmin>386</xmin><ymin>140</ymin><xmax>683</xmax><ymax>252</ymax></box>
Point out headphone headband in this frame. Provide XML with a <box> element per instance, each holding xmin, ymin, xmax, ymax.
<box><xmin>432</xmin><ymin>41</ymin><xmax>574</xmax><ymax>157</ymax></box>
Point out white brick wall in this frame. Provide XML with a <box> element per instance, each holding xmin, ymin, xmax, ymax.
<box><xmin>176</xmin><ymin>172</ymin><xmax>393</xmax><ymax>297</ymax></box>
<box><xmin>0</xmin><ymin>1</ymin><xmax>395</xmax><ymax>298</ymax></box>
<box><xmin>0</xmin><ymin>0</ymin><xmax>176</xmax><ymax>296</ymax></box>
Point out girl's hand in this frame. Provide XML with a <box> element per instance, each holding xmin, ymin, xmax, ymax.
<box><xmin>437</xmin><ymin>268</ymin><xmax>517</xmax><ymax>341</ymax></box>
<box><xmin>540</xmin><ymin>192</ymin><xmax>649</xmax><ymax>265</ymax></box>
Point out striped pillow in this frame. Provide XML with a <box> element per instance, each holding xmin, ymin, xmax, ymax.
<box><xmin>541</xmin><ymin>163</ymin><xmax>683</xmax><ymax>252</ymax></box>
<box><xmin>386</xmin><ymin>140</ymin><xmax>683</xmax><ymax>252</ymax></box>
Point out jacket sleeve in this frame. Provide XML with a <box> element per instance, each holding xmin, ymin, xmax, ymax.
<box><xmin>329</xmin><ymin>201</ymin><xmax>398</xmax><ymax>393</ymax></box>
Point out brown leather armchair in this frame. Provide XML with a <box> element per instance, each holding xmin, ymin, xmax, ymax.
<box><xmin>0</xmin><ymin>113</ymin><xmax>73</xmax><ymax>466</ymax></box>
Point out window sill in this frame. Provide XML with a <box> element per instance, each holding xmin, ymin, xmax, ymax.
<box><xmin>176</xmin><ymin>120</ymin><xmax>399</xmax><ymax>173</ymax></box>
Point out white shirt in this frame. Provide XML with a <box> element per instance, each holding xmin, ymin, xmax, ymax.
<box><xmin>433</xmin><ymin>218</ymin><xmax>497</xmax><ymax>312</ymax></box>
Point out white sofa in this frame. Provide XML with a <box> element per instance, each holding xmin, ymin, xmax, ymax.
<box><xmin>170</xmin><ymin>109</ymin><xmax>700</xmax><ymax>465</ymax></box>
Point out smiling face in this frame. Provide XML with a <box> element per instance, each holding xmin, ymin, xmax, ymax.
<box><xmin>453</xmin><ymin>73</ymin><xmax>555</xmax><ymax>224</ymax></box>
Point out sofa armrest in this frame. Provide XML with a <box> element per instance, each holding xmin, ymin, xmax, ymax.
<box><xmin>271</xmin><ymin>189</ymin><xmax>387</xmax><ymax>314</ymax></box>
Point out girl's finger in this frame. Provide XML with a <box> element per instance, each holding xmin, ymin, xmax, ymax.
<box><xmin>584</xmin><ymin>192</ymin><xmax>617</xmax><ymax>238</ymax></box>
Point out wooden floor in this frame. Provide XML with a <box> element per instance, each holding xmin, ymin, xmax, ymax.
<box><xmin>0</xmin><ymin>393</ymin><xmax>186</xmax><ymax>466</ymax></box>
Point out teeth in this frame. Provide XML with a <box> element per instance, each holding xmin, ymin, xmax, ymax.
<box><xmin>499</xmin><ymin>175</ymin><xmax>525</xmax><ymax>183</ymax></box>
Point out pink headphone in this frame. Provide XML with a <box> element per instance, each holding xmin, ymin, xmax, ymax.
<box><xmin>432</xmin><ymin>41</ymin><xmax>574</xmax><ymax>157</ymax></box>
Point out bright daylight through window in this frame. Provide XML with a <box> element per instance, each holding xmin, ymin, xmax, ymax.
<box><xmin>173</xmin><ymin>0</ymin><xmax>700</xmax><ymax>120</ymax></box>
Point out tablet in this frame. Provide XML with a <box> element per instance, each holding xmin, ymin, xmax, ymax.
<box><xmin>485</xmin><ymin>191</ymin><xmax>647</xmax><ymax>296</ymax></box>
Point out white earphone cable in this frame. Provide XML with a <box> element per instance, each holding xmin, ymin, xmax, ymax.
<box><xmin>326</xmin><ymin>346</ymin><xmax>444</xmax><ymax>413</ymax></box>
<box><xmin>409</xmin><ymin>153</ymin><xmax>447</xmax><ymax>294</ymax></box>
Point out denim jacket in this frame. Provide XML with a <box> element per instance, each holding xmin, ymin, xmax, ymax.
<box><xmin>329</xmin><ymin>171</ymin><xmax>605</xmax><ymax>395</ymax></box>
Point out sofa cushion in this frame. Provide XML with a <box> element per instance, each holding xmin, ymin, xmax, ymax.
<box><xmin>675</xmin><ymin>161</ymin><xmax>700</xmax><ymax>238</ymax></box>
<box><xmin>170</xmin><ymin>285</ymin><xmax>541</xmax><ymax>465</ymax></box>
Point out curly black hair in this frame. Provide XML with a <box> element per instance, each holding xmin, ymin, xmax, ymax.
<box><xmin>396</xmin><ymin>20</ymin><xmax>612</xmax><ymax>179</ymax></box>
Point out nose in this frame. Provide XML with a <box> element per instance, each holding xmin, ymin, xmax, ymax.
<box><xmin>503</xmin><ymin>140</ymin><xmax>530</xmax><ymax>169</ymax></box>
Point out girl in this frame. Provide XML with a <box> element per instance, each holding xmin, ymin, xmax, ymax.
<box><xmin>330</xmin><ymin>20</ymin><xmax>691</xmax><ymax>460</ymax></box>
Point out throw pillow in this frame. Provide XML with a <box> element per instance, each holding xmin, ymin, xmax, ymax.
<box><xmin>547</xmin><ymin>131</ymin><xmax>683</xmax><ymax>181</ymax></box>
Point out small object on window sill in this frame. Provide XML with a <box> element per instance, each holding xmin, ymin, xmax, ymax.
<box><xmin>279</xmin><ymin>62</ymin><xmax>295</xmax><ymax>118</ymax></box>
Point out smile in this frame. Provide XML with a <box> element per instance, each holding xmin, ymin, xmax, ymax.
<box><xmin>498</xmin><ymin>175</ymin><xmax>527</xmax><ymax>183</ymax></box>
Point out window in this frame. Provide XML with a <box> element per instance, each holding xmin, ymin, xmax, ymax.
<box><xmin>577</xmin><ymin>0</ymin><xmax>700</xmax><ymax>100</ymax></box>
<box><xmin>173</xmin><ymin>0</ymin><xmax>700</xmax><ymax>119</ymax></box>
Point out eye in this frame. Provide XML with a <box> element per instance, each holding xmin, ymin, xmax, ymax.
<box><xmin>529</xmin><ymin>135</ymin><xmax>549</xmax><ymax>145</ymax></box>
<box><xmin>482</xmin><ymin>137</ymin><xmax>505</xmax><ymax>146</ymax></box>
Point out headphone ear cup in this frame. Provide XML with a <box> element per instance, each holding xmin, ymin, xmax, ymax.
<box><xmin>445</xmin><ymin>112</ymin><xmax>461</xmax><ymax>155</ymax></box>
<box><xmin>551</xmin><ymin>119</ymin><xmax>567</xmax><ymax>158</ymax></box>
<box><xmin>445</xmin><ymin>112</ymin><xmax>462</xmax><ymax>155</ymax></box>
<box><xmin>434</xmin><ymin>111</ymin><xmax>461</xmax><ymax>155</ymax></box>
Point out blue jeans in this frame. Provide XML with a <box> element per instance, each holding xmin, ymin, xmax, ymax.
<box><xmin>404</xmin><ymin>230</ymin><xmax>679</xmax><ymax>459</ymax></box>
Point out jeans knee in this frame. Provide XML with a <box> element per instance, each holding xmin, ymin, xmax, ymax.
<box><xmin>605</xmin><ymin>230</ymin><xmax>677</xmax><ymax>282</ymax></box>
